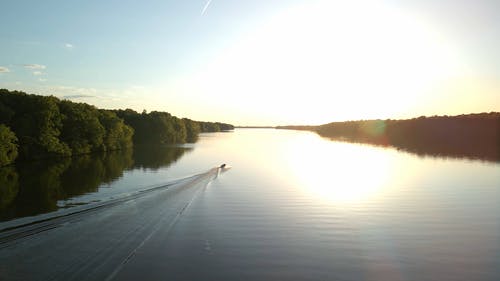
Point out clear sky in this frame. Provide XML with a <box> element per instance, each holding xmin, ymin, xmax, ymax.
<box><xmin>0</xmin><ymin>0</ymin><xmax>499</xmax><ymax>125</ymax></box>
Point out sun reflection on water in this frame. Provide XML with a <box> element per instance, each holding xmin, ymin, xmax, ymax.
<box><xmin>283</xmin><ymin>133</ymin><xmax>394</xmax><ymax>205</ymax></box>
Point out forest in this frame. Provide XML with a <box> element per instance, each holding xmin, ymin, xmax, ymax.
<box><xmin>0</xmin><ymin>89</ymin><xmax>233</xmax><ymax>166</ymax></box>
<box><xmin>278</xmin><ymin>113</ymin><xmax>500</xmax><ymax>162</ymax></box>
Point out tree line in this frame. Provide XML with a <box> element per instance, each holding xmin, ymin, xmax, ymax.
<box><xmin>278</xmin><ymin>113</ymin><xmax>500</xmax><ymax>162</ymax></box>
<box><xmin>0</xmin><ymin>89</ymin><xmax>234</xmax><ymax>166</ymax></box>
<box><xmin>113</xmin><ymin>109</ymin><xmax>233</xmax><ymax>145</ymax></box>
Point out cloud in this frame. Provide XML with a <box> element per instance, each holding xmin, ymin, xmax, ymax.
<box><xmin>33</xmin><ymin>71</ymin><xmax>43</xmax><ymax>76</ymax></box>
<box><xmin>25</xmin><ymin>84</ymin><xmax>156</xmax><ymax>111</ymax></box>
<box><xmin>54</xmin><ymin>86</ymin><xmax>99</xmax><ymax>98</ymax></box>
<box><xmin>38</xmin><ymin>78</ymin><xmax>47</xmax><ymax>82</ymax></box>
<box><xmin>62</xmin><ymin>94</ymin><xmax>95</xmax><ymax>99</ymax></box>
<box><xmin>24</xmin><ymin>64</ymin><xmax>46</xmax><ymax>70</ymax></box>
<box><xmin>201</xmin><ymin>0</ymin><xmax>212</xmax><ymax>15</ymax></box>
<box><xmin>0</xmin><ymin>66</ymin><xmax>10</xmax><ymax>73</ymax></box>
<box><xmin>64</xmin><ymin>43</ymin><xmax>74</xmax><ymax>49</ymax></box>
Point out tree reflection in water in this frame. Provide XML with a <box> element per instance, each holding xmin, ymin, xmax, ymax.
<box><xmin>0</xmin><ymin>146</ymin><xmax>191</xmax><ymax>221</ymax></box>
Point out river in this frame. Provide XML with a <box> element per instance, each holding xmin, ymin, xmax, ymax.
<box><xmin>1</xmin><ymin>128</ymin><xmax>499</xmax><ymax>280</ymax></box>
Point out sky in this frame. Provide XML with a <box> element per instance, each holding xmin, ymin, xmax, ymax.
<box><xmin>0</xmin><ymin>0</ymin><xmax>499</xmax><ymax>126</ymax></box>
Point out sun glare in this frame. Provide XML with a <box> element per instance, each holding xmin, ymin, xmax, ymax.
<box><xmin>284</xmin><ymin>133</ymin><xmax>393</xmax><ymax>205</ymax></box>
<box><xmin>173</xmin><ymin>0</ymin><xmax>464</xmax><ymax>125</ymax></box>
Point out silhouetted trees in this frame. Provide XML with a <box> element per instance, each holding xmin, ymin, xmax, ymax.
<box><xmin>279</xmin><ymin>113</ymin><xmax>500</xmax><ymax>162</ymax></box>
<box><xmin>0</xmin><ymin>89</ymin><xmax>234</xmax><ymax>166</ymax></box>
<box><xmin>198</xmin><ymin>121</ymin><xmax>234</xmax><ymax>132</ymax></box>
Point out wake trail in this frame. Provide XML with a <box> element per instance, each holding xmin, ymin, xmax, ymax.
<box><xmin>0</xmin><ymin>168</ymin><xmax>219</xmax><ymax>248</ymax></box>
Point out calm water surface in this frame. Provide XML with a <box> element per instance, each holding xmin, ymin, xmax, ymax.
<box><xmin>1</xmin><ymin>128</ymin><xmax>499</xmax><ymax>280</ymax></box>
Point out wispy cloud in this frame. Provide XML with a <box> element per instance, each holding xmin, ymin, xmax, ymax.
<box><xmin>62</xmin><ymin>94</ymin><xmax>95</xmax><ymax>99</ymax></box>
<box><xmin>201</xmin><ymin>0</ymin><xmax>212</xmax><ymax>16</ymax></box>
<box><xmin>64</xmin><ymin>43</ymin><xmax>74</xmax><ymax>49</ymax></box>
<box><xmin>0</xmin><ymin>66</ymin><xmax>10</xmax><ymax>73</ymax></box>
<box><xmin>33</xmin><ymin>71</ymin><xmax>43</xmax><ymax>76</ymax></box>
<box><xmin>38</xmin><ymin>78</ymin><xmax>47</xmax><ymax>82</ymax></box>
<box><xmin>54</xmin><ymin>86</ymin><xmax>99</xmax><ymax>99</ymax></box>
<box><xmin>24</xmin><ymin>64</ymin><xmax>46</xmax><ymax>70</ymax></box>
<box><xmin>9</xmin><ymin>84</ymin><xmax>154</xmax><ymax>111</ymax></box>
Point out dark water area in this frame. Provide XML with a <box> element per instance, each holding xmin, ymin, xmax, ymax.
<box><xmin>0</xmin><ymin>146</ymin><xmax>191</xmax><ymax>221</ymax></box>
<box><xmin>320</xmin><ymin>134</ymin><xmax>500</xmax><ymax>163</ymax></box>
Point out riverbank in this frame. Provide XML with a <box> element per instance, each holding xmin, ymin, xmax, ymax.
<box><xmin>278</xmin><ymin>112</ymin><xmax>500</xmax><ymax>162</ymax></box>
<box><xmin>0</xmin><ymin>89</ymin><xmax>233</xmax><ymax>166</ymax></box>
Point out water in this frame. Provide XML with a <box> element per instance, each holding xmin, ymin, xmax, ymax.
<box><xmin>0</xmin><ymin>145</ymin><xmax>193</xmax><ymax>221</ymax></box>
<box><xmin>1</xmin><ymin>128</ymin><xmax>499</xmax><ymax>280</ymax></box>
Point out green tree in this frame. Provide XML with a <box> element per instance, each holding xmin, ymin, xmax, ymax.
<box><xmin>0</xmin><ymin>89</ymin><xmax>235</xmax><ymax>160</ymax></box>
<box><xmin>4</xmin><ymin>92</ymin><xmax>71</xmax><ymax>158</ymax></box>
<box><xmin>172</xmin><ymin>117</ymin><xmax>187</xmax><ymax>143</ymax></box>
<box><xmin>183</xmin><ymin>118</ymin><xmax>201</xmax><ymax>143</ymax></box>
<box><xmin>0</xmin><ymin>124</ymin><xmax>18</xmax><ymax>166</ymax></box>
<box><xmin>59</xmin><ymin>101</ymin><xmax>105</xmax><ymax>154</ymax></box>
<box><xmin>200</xmin><ymin>121</ymin><xmax>220</xmax><ymax>132</ymax></box>
<box><xmin>98</xmin><ymin>110</ymin><xmax>134</xmax><ymax>151</ymax></box>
